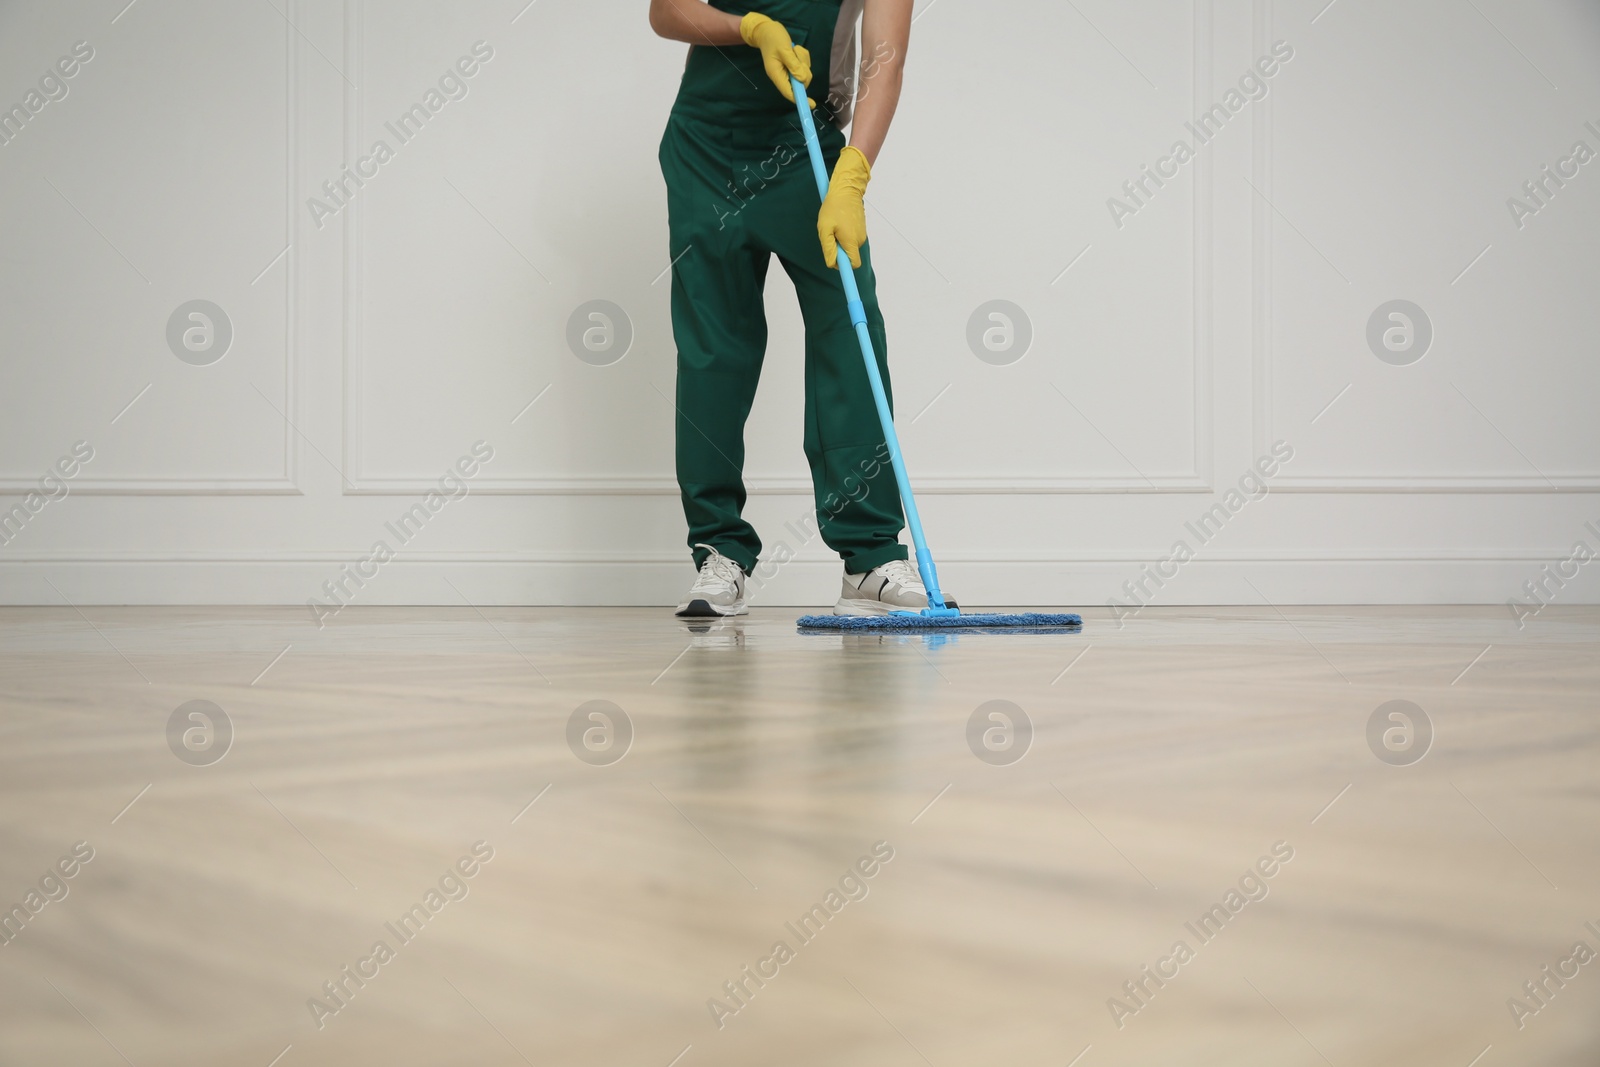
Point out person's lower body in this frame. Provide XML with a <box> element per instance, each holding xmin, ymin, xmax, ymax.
<box><xmin>659</xmin><ymin>112</ymin><xmax>911</xmax><ymax>612</ymax></box>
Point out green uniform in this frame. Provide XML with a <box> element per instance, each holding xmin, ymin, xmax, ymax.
<box><xmin>659</xmin><ymin>0</ymin><xmax>907</xmax><ymax>577</ymax></box>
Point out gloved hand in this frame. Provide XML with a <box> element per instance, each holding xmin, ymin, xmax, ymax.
<box><xmin>739</xmin><ymin>12</ymin><xmax>814</xmax><ymax>108</ymax></box>
<box><xmin>818</xmin><ymin>145</ymin><xmax>871</xmax><ymax>269</ymax></box>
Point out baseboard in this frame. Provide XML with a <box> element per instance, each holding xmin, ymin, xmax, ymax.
<box><xmin>0</xmin><ymin>557</ymin><xmax>1591</xmax><ymax>607</ymax></box>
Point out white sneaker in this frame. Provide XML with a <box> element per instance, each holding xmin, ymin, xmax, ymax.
<box><xmin>676</xmin><ymin>544</ymin><xmax>748</xmax><ymax>617</ymax></box>
<box><xmin>835</xmin><ymin>558</ymin><xmax>932</xmax><ymax>616</ymax></box>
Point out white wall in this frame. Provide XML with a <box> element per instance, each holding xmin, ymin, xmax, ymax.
<box><xmin>2</xmin><ymin>0</ymin><xmax>1597</xmax><ymax>609</ymax></box>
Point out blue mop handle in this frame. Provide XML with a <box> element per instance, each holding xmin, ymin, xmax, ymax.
<box><xmin>790</xmin><ymin>76</ymin><xmax>949</xmax><ymax>612</ymax></box>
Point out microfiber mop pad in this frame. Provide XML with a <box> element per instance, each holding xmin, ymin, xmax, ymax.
<box><xmin>797</xmin><ymin>612</ymin><xmax>1081</xmax><ymax>632</ymax></box>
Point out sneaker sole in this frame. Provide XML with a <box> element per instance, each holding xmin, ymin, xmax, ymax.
<box><xmin>675</xmin><ymin>598</ymin><xmax>749</xmax><ymax>618</ymax></box>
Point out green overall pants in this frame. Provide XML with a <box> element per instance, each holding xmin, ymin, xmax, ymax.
<box><xmin>659</xmin><ymin>0</ymin><xmax>907</xmax><ymax>577</ymax></box>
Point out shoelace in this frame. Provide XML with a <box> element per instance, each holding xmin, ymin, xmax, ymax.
<box><xmin>691</xmin><ymin>544</ymin><xmax>742</xmax><ymax>592</ymax></box>
<box><xmin>877</xmin><ymin>558</ymin><xmax>925</xmax><ymax>592</ymax></box>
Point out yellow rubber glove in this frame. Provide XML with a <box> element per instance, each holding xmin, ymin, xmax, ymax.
<box><xmin>739</xmin><ymin>11</ymin><xmax>814</xmax><ymax>107</ymax></box>
<box><xmin>818</xmin><ymin>146</ymin><xmax>871</xmax><ymax>269</ymax></box>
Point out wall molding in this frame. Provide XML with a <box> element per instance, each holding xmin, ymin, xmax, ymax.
<box><xmin>1250</xmin><ymin>0</ymin><xmax>1600</xmax><ymax>494</ymax></box>
<box><xmin>0</xmin><ymin>7</ymin><xmax>303</xmax><ymax>498</ymax></box>
<box><xmin>341</xmin><ymin>473</ymin><xmax>1213</xmax><ymax>495</ymax></box>
<box><xmin>339</xmin><ymin>0</ymin><xmax>1214</xmax><ymax>496</ymax></box>
<box><xmin>5</xmin><ymin>478</ymin><xmax>302</xmax><ymax>496</ymax></box>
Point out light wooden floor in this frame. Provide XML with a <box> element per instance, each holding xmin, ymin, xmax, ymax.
<box><xmin>1</xmin><ymin>606</ymin><xmax>1596</xmax><ymax>1066</ymax></box>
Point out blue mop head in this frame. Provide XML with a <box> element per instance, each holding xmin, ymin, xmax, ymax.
<box><xmin>797</xmin><ymin>612</ymin><xmax>1081</xmax><ymax>631</ymax></box>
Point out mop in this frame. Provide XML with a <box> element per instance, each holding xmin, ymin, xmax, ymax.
<box><xmin>789</xmin><ymin>77</ymin><xmax>1081</xmax><ymax>632</ymax></box>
